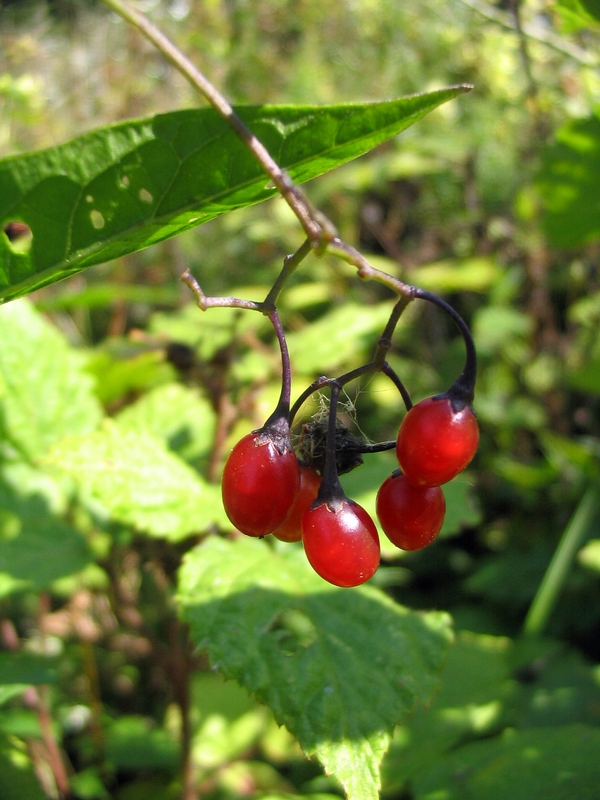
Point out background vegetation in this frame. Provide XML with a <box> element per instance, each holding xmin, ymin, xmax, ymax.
<box><xmin>1</xmin><ymin>0</ymin><xmax>600</xmax><ymax>798</ymax></box>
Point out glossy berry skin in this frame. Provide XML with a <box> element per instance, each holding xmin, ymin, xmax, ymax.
<box><xmin>376</xmin><ymin>472</ymin><xmax>445</xmax><ymax>551</ymax></box>
<box><xmin>273</xmin><ymin>466</ymin><xmax>321</xmax><ymax>543</ymax></box>
<box><xmin>222</xmin><ymin>431</ymin><xmax>300</xmax><ymax>537</ymax></box>
<box><xmin>396</xmin><ymin>395</ymin><xmax>479</xmax><ymax>487</ymax></box>
<box><xmin>302</xmin><ymin>499</ymin><xmax>380</xmax><ymax>587</ymax></box>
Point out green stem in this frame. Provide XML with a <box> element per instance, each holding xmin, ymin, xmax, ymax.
<box><xmin>523</xmin><ymin>484</ymin><xmax>600</xmax><ymax>636</ymax></box>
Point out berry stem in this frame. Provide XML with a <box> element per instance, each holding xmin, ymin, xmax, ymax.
<box><xmin>264</xmin><ymin>239</ymin><xmax>313</xmax><ymax>307</ymax></box>
<box><xmin>100</xmin><ymin>0</ymin><xmax>336</xmax><ymax>251</ymax></box>
<box><xmin>315</xmin><ymin>383</ymin><xmax>347</xmax><ymax>510</ymax></box>
<box><xmin>413</xmin><ymin>288</ymin><xmax>477</xmax><ymax>407</ymax></box>
<box><xmin>381</xmin><ymin>361</ymin><xmax>413</xmax><ymax>411</ymax></box>
<box><xmin>181</xmin><ymin>269</ymin><xmax>261</xmax><ymax>312</ymax></box>
<box><xmin>354</xmin><ymin>440</ymin><xmax>396</xmax><ymax>454</ymax></box>
<box><xmin>264</xmin><ymin>308</ymin><xmax>293</xmax><ymax>425</ymax></box>
<box><xmin>288</xmin><ymin>298</ymin><xmax>412</xmax><ymax>424</ymax></box>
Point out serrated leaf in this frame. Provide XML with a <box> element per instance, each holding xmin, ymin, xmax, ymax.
<box><xmin>46</xmin><ymin>421</ymin><xmax>225</xmax><ymax>539</ymax></box>
<box><xmin>0</xmin><ymin>299</ymin><xmax>102</xmax><ymax>461</ymax></box>
<box><xmin>178</xmin><ymin>537</ymin><xmax>453</xmax><ymax>800</ymax></box>
<box><xmin>0</xmin><ymin>88</ymin><xmax>470</xmax><ymax>302</ymax></box>
<box><xmin>413</xmin><ymin>725</ymin><xmax>600</xmax><ymax>800</ymax></box>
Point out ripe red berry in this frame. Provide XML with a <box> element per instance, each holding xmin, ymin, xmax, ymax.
<box><xmin>302</xmin><ymin>499</ymin><xmax>380</xmax><ymax>587</ymax></box>
<box><xmin>396</xmin><ymin>395</ymin><xmax>479</xmax><ymax>487</ymax></box>
<box><xmin>222</xmin><ymin>430</ymin><xmax>300</xmax><ymax>537</ymax></box>
<box><xmin>272</xmin><ymin>466</ymin><xmax>321</xmax><ymax>543</ymax></box>
<box><xmin>376</xmin><ymin>471</ymin><xmax>445</xmax><ymax>551</ymax></box>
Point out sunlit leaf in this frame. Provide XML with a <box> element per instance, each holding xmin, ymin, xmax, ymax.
<box><xmin>536</xmin><ymin>115</ymin><xmax>600</xmax><ymax>248</ymax></box>
<box><xmin>46</xmin><ymin>421</ymin><xmax>226</xmax><ymax>540</ymax></box>
<box><xmin>0</xmin><ymin>88</ymin><xmax>470</xmax><ymax>301</ymax></box>
<box><xmin>178</xmin><ymin>537</ymin><xmax>453</xmax><ymax>800</ymax></box>
<box><xmin>0</xmin><ymin>299</ymin><xmax>102</xmax><ymax>461</ymax></box>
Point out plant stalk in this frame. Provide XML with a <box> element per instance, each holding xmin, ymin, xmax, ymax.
<box><xmin>523</xmin><ymin>484</ymin><xmax>600</xmax><ymax>636</ymax></box>
<box><xmin>100</xmin><ymin>0</ymin><xmax>334</xmax><ymax>247</ymax></box>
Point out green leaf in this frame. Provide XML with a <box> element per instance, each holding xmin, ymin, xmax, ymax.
<box><xmin>0</xmin><ymin>686</ymin><xmax>28</xmax><ymax>707</ymax></box>
<box><xmin>568</xmin><ymin>356</ymin><xmax>600</xmax><ymax>395</ymax></box>
<box><xmin>0</xmin><ymin>479</ymin><xmax>92</xmax><ymax>594</ymax></box>
<box><xmin>382</xmin><ymin>631</ymin><xmax>511</xmax><ymax>793</ymax></box>
<box><xmin>578</xmin><ymin>538</ymin><xmax>600</xmax><ymax>572</ymax></box>
<box><xmin>0</xmin><ymin>732</ymin><xmax>46</xmax><ymax>800</ymax></box>
<box><xmin>535</xmin><ymin>115</ymin><xmax>600</xmax><ymax>248</ymax></box>
<box><xmin>85</xmin><ymin>342</ymin><xmax>176</xmax><ymax>407</ymax></box>
<box><xmin>556</xmin><ymin>0</ymin><xmax>600</xmax><ymax>30</ymax></box>
<box><xmin>46</xmin><ymin>420</ymin><xmax>226</xmax><ymax>539</ymax></box>
<box><xmin>0</xmin><ymin>652</ymin><xmax>58</xmax><ymax>685</ymax></box>
<box><xmin>369</xmin><ymin>255</ymin><xmax>500</xmax><ymax>294</ymax></box>
<box><xmin>116</xmin><ymin>383</ymin><xmax>216</xmax><ymax>466</ymax></box>
<box><xmin>286</xmin><ymin>301</ymin><xmax>397</xmax><ymax>374</ymax></box>
<box><xmin>178</xmin><ymin>537</ymin><xmax>453</xmax><ymax>800</ymax></box>
<box><xmin>0</xmin><ymin>88</ymin><xmax>470</xmax><ymax>302</ymax></box>
<box><xmin>412</xmin><ymin>725</ymin><xmax>600</xmax><ymax>800</ymax></box>
<box><xmin>105</xmin><ymin>716</ymin><xmax>179</xmax><ymax>771</ymax></box>
<box><xmin>439</xmin><ymin>476</ymin><xmax>482</xmax><ymax>538</ymax></box>
<box><xmin>506</xmin><ymin>642</ymin><xmax>600</xmax><ymax>729</ymax></box>
<box><xmin>0</xmin><ymin>299</ymin><xmax>102</xmax><ymax>461</ymax></box>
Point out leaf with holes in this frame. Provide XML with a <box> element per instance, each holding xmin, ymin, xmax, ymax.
<box><xmin>0</xmin><ymin>88</ymin><xmax>470</xmax><ymax>302</ymax></box>
<box><xmin>177</xmin><ymin>537</ymin><xmax>453</xmax><ymax>800</ymax></box>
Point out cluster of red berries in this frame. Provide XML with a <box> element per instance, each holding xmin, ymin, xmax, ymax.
<box><xmin>182</xmin><ymin>265</ymin><xmax>479</xmax><ymax>589</ymax></box>
<box><xmin>221</xmin><ymin>384</ymin><xmax>478</xmax><ymax>588</ymax></box>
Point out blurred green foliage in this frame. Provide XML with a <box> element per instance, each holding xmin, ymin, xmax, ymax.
<box><xmin>1</xmin><ymin>0</ymin><xmax>600</xmax><ymax>798</ymax></box>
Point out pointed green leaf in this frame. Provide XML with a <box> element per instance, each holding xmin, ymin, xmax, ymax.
<box><xmin>0</xmin><ymin>299</ymin><xmax>102</xmax><ymax>461</ymax></box>
<box><xmin>46</xmin><ymin>421</ymin><xmax>226</xmax><ymax>539</ymax></box>
<box><xmin>178</xmin><ymin>537</ymin><xmax>453</xmax><ymax>800</ymax></box>
<box><xmin>0</xmin><ymin>88</ymin><xmax>470</xmax><ymax>302</ymax></box>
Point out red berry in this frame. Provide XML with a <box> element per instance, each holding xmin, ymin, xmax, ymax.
<box><xmin>376</xmin><ymin>472</ymin><xmax>445</xmax><ymax>551</ymax></box>
<box><xmin>302</xmin><ymin>499</ymin><xmax>380</xmax><ymax>587</ymax></box>
<box><xmin>222</xmin><ymin>431</ymin><xmax>300</xmax><ymax>537</ymax></box>
<box><xmin>396</xmin><ymin>395</ymin><xmax>479</xmax><ymax>487</ymax></box>
<box><xmin>273</xmin><ymin>466</ymin><xmax>321</xmax><ymax>543</ymax></box>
